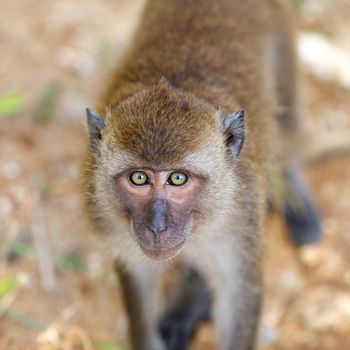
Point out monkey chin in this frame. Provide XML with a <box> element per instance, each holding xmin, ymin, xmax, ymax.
<box><xmin>138</xmin><ymin>240</ymin><xmax>186</xmax><ymax>262</ymax></box>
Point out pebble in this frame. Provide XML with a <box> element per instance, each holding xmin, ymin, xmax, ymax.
<box><xmin>279</xmin><ymin>269</ymin><xmax>304</xmax><ymax>292</ymax></box>
<box><xmin>1</xmin><ymin>160</ymin><xmax>21</xmax><ymax>179</ymax></box>
<box><xmin>37</xmin><ymin>325</ymin><xmax>61</xmax><ymax>345</ymax></box>
<box><xmin>298</xmin><ymin>245</ymin><xmax>326</xmax><ymax>268</ymax></box>
<box><xmin>0</xmin><ymin>196</ymin><xmax>13</xmax><ymax>216</ymax></box>
<box><xmin>294</xmin><ymin>287</ymin><xmax>350</xmax><ymax>332</ymax></box>
<box><xmin>259</xmin><ymin>327</ymin><xmax>279</xmax><ymax>346</ymax></box>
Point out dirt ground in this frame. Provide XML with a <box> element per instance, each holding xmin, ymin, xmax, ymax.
<box><xmin>0</xmin><ymin>1</ymin><xmax>350</xmax><ymax>350</ymax></box>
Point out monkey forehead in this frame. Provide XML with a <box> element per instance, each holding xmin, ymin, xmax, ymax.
<box><xmin>101</xmin><ymin>138</ymin><xmax>225</xmax><ymax>177</ymax></box>
<box><xmin>106</xmin><ymin>80</ymin><xmax>219</xmax><ymax>164</ymax></box>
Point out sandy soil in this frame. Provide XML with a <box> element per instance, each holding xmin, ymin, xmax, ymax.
<box><xmin>0</xmin><ymin>1</ymin><xmax>349</xmax><ymax>350</ymax></box>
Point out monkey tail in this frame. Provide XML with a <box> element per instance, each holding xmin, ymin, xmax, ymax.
<box><xmin>282</xmin><ymin>168</ymin><xmax>322</xmax><ymax>245</ymax></box>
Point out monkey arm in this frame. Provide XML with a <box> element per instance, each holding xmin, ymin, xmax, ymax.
<box><xmin>114</xmin><ymin>261</ymin><xmax>166</xmax><ymax>350</ymax></box>
<box><xmin>212</xmin><ymin>253</ymin><xmax>262</xmax><ymax>350</ymax></box>
<box><xmin>188</xmin><ymin>180</ymin><xmax>264</xmax><ymax>350</ymax></box>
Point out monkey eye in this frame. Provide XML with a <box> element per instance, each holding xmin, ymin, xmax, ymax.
<box><xmin>130</xmin><ymin>171</ymin><xmax>150</xmax><ymax>186</ymax></box>
<box><xmin>167</xmin><ymin>172</ymin><xmax>188</xmax><ymax>186</ymax></box>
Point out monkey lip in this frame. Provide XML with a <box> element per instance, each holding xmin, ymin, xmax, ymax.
<box><xmin>138</xmin><ymin>240</ymin><xmax>186</xmax><ymax>261</ymax></box>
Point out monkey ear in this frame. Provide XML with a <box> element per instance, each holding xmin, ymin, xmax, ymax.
<box><xmin>86</xmin><ymin>108</ymin><xmax>105</xmax><ymax>152</ymax></box>
<box><xmin>222</xmin><ymin>109</ymin><xmax>245</xmax><ymax>160</ymax></box>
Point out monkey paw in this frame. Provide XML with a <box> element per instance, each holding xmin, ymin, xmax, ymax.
<box><xmin>158</xmin><ymin>315</ymin><xmax>194</xmax><ymax>350</ymax></box>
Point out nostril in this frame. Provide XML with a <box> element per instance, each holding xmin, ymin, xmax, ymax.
<box><xmin>148</xmin><ymin>223</ymin><xmax>168</xmax><ymax>235</ymax></box>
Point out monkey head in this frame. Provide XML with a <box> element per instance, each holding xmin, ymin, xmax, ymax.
<box><xmin>86</xmin><ymin>80</ymin><xmax>245</xmax><ymax>261</ymax></box>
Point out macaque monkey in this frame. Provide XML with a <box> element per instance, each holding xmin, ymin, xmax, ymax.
<box><xmin>82</xmin><ymin>0</ymin><xmax>321</xmax><ymax>349</ymax></box>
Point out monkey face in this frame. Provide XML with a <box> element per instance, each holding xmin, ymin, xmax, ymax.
<box><xmin>113</xmin><ymin>168</ymin><xmax>206</xmax><ymax>261</ymax></box>
<box><xmin>86</xmin><ymin>79</ymin><xmax>245</xmax><ymax>262</ymax></box>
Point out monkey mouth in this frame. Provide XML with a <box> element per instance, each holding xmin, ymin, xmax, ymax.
<box><xmin>138</xmin><ymin>240</ymin><xmax>186</xmax><ymax>261</ymax></box>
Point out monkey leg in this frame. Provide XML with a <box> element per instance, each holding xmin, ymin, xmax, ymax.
<box><xmin>114</xmin><ymin>260</ymin><xmax>166</xmax><ymax>350</ymax></box>
<box><xmin>283</xmin><ymin>167</ymin><xmax>322</xmax><ymax>245</ymax></box>
<box><xmin>158</xmin><ymin>266</ymin><xmax>211</xmax><ymax>350</ymax></box>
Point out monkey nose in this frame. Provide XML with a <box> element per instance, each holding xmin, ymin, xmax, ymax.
<box><xmin>148</xmin><ymin>216</ymin><xmax>168</xmax><ymax>235</ymax></box>
<box><xmin>147</xmin><ymin>198</ymin><xmax>168</xmax><ymax>235</ymax></box>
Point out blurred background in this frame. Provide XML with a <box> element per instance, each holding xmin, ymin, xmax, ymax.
<box><xmin>0</xmin><ymin>0</ymin><xmax>350</xmax><ymax>349</ymax></box>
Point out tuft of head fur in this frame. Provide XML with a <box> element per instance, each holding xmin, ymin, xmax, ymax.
<box><xmin>105</xmin><ymin>79</ymin><xmax>218</xmax><ymax>165</ymax></box>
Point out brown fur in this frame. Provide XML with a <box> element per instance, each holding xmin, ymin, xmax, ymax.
<box><xmin>82</xmin><ymin>1</ymin><xmax>300</xmax><ymax>349</ymax></box>
<box><xmin>108</xmin><ymin>80</ymin><xmax>217</xmax><ymax>164</ymax></box>
<box><xmin>86</xmin><ymin>0</ymin><xmax>299</xmax><ymax>192</ymax></box>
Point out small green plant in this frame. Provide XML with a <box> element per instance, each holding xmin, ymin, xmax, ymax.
<box><xmin>0</xmin><ymin>92</ymin><xmax>23</xmax><ymax>118</ymax></box>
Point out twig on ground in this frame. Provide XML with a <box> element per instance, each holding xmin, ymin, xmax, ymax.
<box><xmin>31</xmin><ymin>196</ymin><xmax>57</xmax><ymax>291</ymax></box>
